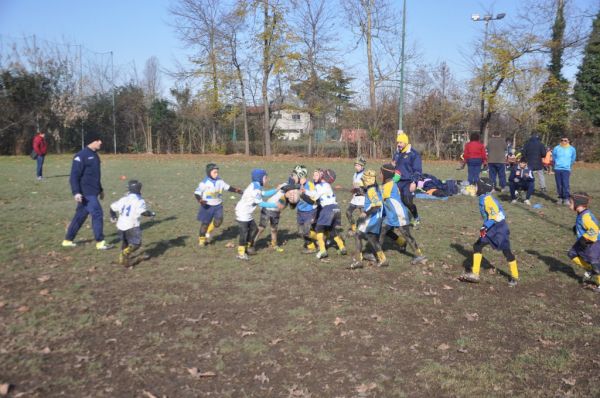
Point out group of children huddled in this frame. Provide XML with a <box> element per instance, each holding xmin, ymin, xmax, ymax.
<box><xmin>107</xmin><ymin>159</ymin><xmax>600</xmax><ymax>293</ymax></box>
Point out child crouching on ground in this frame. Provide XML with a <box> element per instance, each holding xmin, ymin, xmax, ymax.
<box><xmin>234</xmin><ymin>169</ymin><xmax>280</xmax><ymax>260</ymax></box>
<box><xmin>509</xmin><ymin>158</ymin><xmax>535</xmax><ymax>205</ymax></box>
<box><xmin>459</xmin><ymin>177</ymin><xmax>519</xmax><ymax>286</ymax></box>
<box><xmin>568</xmin><ymin>192</ymin><xmax>600</xmax><ymax>292</ymax></box>
<box><xmin>110</xmin><ymin>180</ymin><xmax>155</xmax><ymax>267</ymax></box>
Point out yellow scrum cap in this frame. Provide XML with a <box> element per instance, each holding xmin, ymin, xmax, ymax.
<box><xmin>361</xmin><ymin>169</ymin><xmax>377</xmax><ymax>186</ymax></box>
<box><xmin>396</xmin><ymin>130</ymin><xmax>409</xmax><ymax>144</ymax></box>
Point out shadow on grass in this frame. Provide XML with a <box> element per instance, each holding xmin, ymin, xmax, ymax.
<box><xmin>145</xmin><ymin>235</ymin><xmax>189</xmax><ymax>258</ymax></box>
<box><xmin>43</xmin><ymin>174</ymin><xmax>70</xmax><ymax>179</ymax></box>
<box><xmin>141</xmin><ymin>215</ymin><xmax>177</xmax><ymax>230</ymax></box>
<box><xmin>525</xmin><ymin>249</ymin><xmax>580</xmax><ymax>282</ymax></box>
<box><xmin>212</xmin><ymin>225</ymin><xmax>239</xmax><ymax>243</ymax></box>
<box><xmin>450</xmin><ymin>242</ymin><xmax>510</xmax><ymax>278</ymax></box>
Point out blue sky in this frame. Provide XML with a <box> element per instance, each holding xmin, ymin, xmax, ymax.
<box><xmin>0</xmin><ymin>0</ymin><xmax>596</xmax><ymax>94</ymax></box>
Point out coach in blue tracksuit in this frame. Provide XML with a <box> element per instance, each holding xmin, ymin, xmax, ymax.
<box><xmin>62</xmin><ymin>132</ymin><xmax>112</xmax><ymax>250</ymax></box>
<box><xmin>392</xmin><ymin>131</ymin><xmax>422</xmax><ymax>224</ymax></box>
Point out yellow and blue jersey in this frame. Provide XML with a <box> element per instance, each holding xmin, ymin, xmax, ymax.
<box><xmin>297</xmin><ymin>180</ymin><xmax>317</xmax><ymax>212</ymax></box>
<box><xmin>479</xmin><ymin>193</ymin><xmax>506</xmax><ymax>230</ymax></box>
<box><xmin>358</xmin><ymin>185</ymin><xmax>383</xmax><ymax>235</ymax></box>
<box><xmin>381</xmin><ymin>180</ymin><xmax>410</xmax><ymax>227</ymax></box>
<box><xmin>575</xmin><ymin>209</ymin><xmax>599</xmax><ymax>242</ymax></box>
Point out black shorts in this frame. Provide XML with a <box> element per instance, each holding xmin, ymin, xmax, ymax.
<box><xmin>259</xmin><ymin>208</ymin><xmax>281</xmax><ymax>228</ymax></box>
<box><xmin>119</xmin><ymin>227</ymin><xmax>142</xmax><ymax>246</ymax></box>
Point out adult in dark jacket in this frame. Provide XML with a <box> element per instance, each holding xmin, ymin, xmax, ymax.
<box><xmin>392</xmin><ymin>130</ymin><xmax>422</xmax><ymax>224</ymax></box>
<box><xmin>32</xmin><ymin>131</ymin><xmax>47</xmax><ymax>180</ymax></box>
<box><xmin>62</xmin><ymin>132</ymin><xmax>113</xmax><ymax>250</ymax></box>
<box><xmin>486</xmin><ymin>131</ymin><xmax>507</xmax><ymax>191</ymax></box>
<box><xmin>521</xmin><ymin>134</ymin><xmax>547</xmax><ymax>192</ymax></box>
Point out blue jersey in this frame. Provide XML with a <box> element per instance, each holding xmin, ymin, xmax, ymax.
<box><xmin>381</xmin><ymin>180</ymin><xmax>411</xmax><ymax>227</ymax></box>
<box><xmin>358</xmin><ymin>185</ymin><xmax>383</xmax><ymax>235</ymax></box>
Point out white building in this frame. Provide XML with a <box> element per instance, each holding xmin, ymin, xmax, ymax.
<box><xmin>270</xmin><ymin>109</ymin><xmax>311</xmax><ymax>140</ymax></box>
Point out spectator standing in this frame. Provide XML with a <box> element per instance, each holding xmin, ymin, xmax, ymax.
<box><xmin>463</xmin><ymin>132</ymin><xmax>487</xmax><ymax>185</ymax></box>
<box><xmin>62</xmin><ymin>132</ymin><xmax>113</xmax><ymax>250</ymax></box>
<box><xmin>487</xmin><ymin>131</ymin><xmax>507</xmax><ymax>192</ymax></box>
<box><xmin>552</xmin><ymin>136</ymin><xmax>577</xmax><ymax>205</ymax></box>
<box><xmin>32</xmin><ymin>131</ymin><xmax>47</xmax><ymax>180</ymax></box>
<box><xmin>521</xmin><ymin>133</ymin><xmax>547</xmax><ymax>192</ymax></box>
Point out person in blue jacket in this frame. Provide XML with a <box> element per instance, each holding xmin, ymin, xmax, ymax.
<box><xmin>62</xmin><ymin>132</ymin><xmax>113</xmax><ymax>250</ymax></box>
<box><xmin>392</xmin><ymin>130</ymin><xmax>422</xmax><ymax>225</ymax></box>
<box><xmin>552</xmin><ymin>136</ymin><xmax>576</xmax><ymax>205</ymax></box>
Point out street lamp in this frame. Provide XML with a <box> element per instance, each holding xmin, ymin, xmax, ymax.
<box><xmin>472</xmin><ymin>12</ymin><xmax>505</xmax><ymax>146</ymax></box>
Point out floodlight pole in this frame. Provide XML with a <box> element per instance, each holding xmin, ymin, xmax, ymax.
<box><xmin>111</xmin><ymin>51</ymin><xmax>117</xmax><ymax>154</ymax></box>
<box><xmin>398</xmin><ymin>0</ymin><xmax>407</xmax><ymax>132</ymax></box>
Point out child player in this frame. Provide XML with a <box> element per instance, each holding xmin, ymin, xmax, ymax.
<box><xmin>194</xmin><ymin>163</ymin><xmax>242</xmax><ymax>246</ymax></box>
<box><xmin>346</xmin><ymin>156</ymin><xmax>366</xmax><ymax>235</ymax></box>
<box><xmin>379</xmin><ymin>163</ymin><xmax>427</xmax><ymax>264</ymax></box>
<box><xmin>567</xmin><ymin>192</ymin><xmax>600</xmax><ymax>292</ymax></box>
<box><xmin>292</xmin><ymin>165</ymin><xmax>320</xmax><ymax>254</ymax></box>
<box><xmin>110</xmin><ymin>180</ymin><xmax>156</xmax><ymax>267</ymax></box>
<box><xmin>459</xmin><ymin>177</ymin><xmax>519</xmax><ymax>287</ymax></box>
<box><xmin>234</xmin><ymin>169</ymin><xmax>279</xmax><ymax>260</ymax></box>
<box><xmin>254</xmin><ymin>180</ymin><xmax>292</xmax><ymax>253</ymax></box>
<box><xmin>509</xmin><ymin>158</ymin><xmax>535</xmax><ymax>205</ymax></box>
<box><xmin>300</xmin><ymin>169</ymin><xmax>347</xmax><ymax>259</ymax></box>
<box><xmin>350</xmin><ymin>169</ymin><xmax>386</xmax><ymax>269</ymax></box>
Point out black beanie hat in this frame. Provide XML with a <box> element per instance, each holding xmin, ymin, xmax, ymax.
<box><xmin>85</xmin><ymin>131</ymin><xmax>102</xmax><ymax>146</ymax></box>
<box><xmin>571</xmin><ymin>192</ymin><xmax>591</xmax><ymax>208</ymax></box>
<box><xmin>476</xmin><ymin>177</ymin><xmax>494</xmax><ymax>196</ymax></box>
<box><xmin>381</xmin><ymin>163</ymin><xmax>395</xmax><ymax>182</ymax></box>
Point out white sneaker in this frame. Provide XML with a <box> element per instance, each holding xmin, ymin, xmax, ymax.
<box><xmin>236</xmin><ymin>253</ymin><xmax>249</xmax><ymax>261</ymax></box>
<box><xmin>96</xmin><ymin>240</ymin><xmax>114</xmax><ymax>250</ymax></box>
<box><xmin>583</xmin><ymin>271</ymin><xmax>592</xmax><ymax>282</ymax></box>
<box><xmin>511</xmin><ymin>199</ymin><xmax>518</xmax><ymax>204</ymax></box>
<box><xmin>62</xmin><ymin>240</ymin><xmax>77</xmax><ymax>247</ymax></box>
<box><xmin>524</xmin><ymin>199</ymin><xmax>531</xmax><ymax>205</ymax></box>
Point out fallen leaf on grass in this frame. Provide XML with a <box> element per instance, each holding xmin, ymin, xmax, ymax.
<box><xmin>142</xmin><ymin>391</ymin><xmax>158</xmax><ymax>398</ymax></box>
<box><xmin>40</xmin><ymin>347</ymin><xmax>51</xmax><ymax>354</ymax></box>
<box><xmin>465</xmin><ymin>312</ymin><xmax>479</xmax><ymax>322</ymax></box>
<box><xmin>39</xmin><ymin>289</ymin><xmax>50</xmax><ymax>296</ymax></box>
<box><xmin>442</xmin><ymin>284</ymin><xmax>454</xmax><ymax>290</ymax></box>
<box><xmin>37</xmin><ymin>275</ymin><xmax>51</xmax><ymax>283</ymax></box>
<box><xmin>457</xmin><ymin>348</ymin><xmax>468</xmax><ymax>353</ymax></box>
<box><xmin>437</xmin><ymin>343</ymin><xmax>450</xmax><ymax>351</ymax></box>
<box><xmin>535</xmin><ymin>292</ymin><xmax>546</xmax><ymax>298</ymax></box>
<box><xmin>355</xmin><ymin>382</ymin><xmax>377</xmax><ymax>393</ymax></box>
<box><xmin>0</xmin><ymin>383</ymin><xmax>10</xmax><ymax>396</ymax></box>
<box><xmin>422</xmin><ymin>317</ymin><xmax>433</xmax><ymax>325</ymax></box>
<box><xmin>537</xmin><ymin>337</ymin><xmax>557</xmax><ymax>347</ymax></box>
<box><xmin>334</xmin><ymin>317</ymin><xmax>346</xmax><ymax>326</ymax></box>
<box><xmin>17</xmin><ymin>305</ymin><xmax>29</xmax><ymax>313</ymax></box>
<box><xmin>254</xmin><ymin>372</ymin><xmax>269</xmax><ymax>384</ymax></box>
<box><xmin>562</xmin><ymin>377</ymin><xmax>576</xmax><ymax>386</ymax></box>
<box><xmin>423</xmin><ymin>288</ymin><xmax>438</xmax><ymax>296</ymax></box>
<box><xmin>187</xmin><ymin>367</ymin><xmax>216</xmax><ymax>378</ymax></box>
<box><xmin>371</xmin><ymin>314</ymin><xmax>382</xmax><ymax>322</ymax></box>
<box><xmin>199</xmin><ymin>371</ymin><xmax>216</xmax><ymax>377</ymax></box>
<box><xmin>225</xmin><ymin>241</ymin><xmax>235</xmax><ymax>248</ymax></box>
<box><xmin>270</xmin><ymin>338</ymin><xmax>283</xmax><ymax>345</ymax></box>
<box><xmin>0</xmin><ymin>302</ymin><xmax>5</xmax><ymax>309</ymax></box>
<box><xmin>241</xmin><ymin>331</ymin><xmax>256</xmax><ymax>337</ymax></box>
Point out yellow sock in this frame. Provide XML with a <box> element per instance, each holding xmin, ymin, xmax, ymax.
<box><xmin>306</xmin><ymin>242</ymin><xmax>316</xmax><ymax>250</ymax></box>
<box><xmin>376</xmin><ymin>251</ymin><xmax>386</xmax><ymax>262</ymax></box>
<box><xmin>351</xmin><ymin>224</ymin><xmax>356</xmax><ymax>232</ymax></box>
<box><xmin>333</xmin><ymin>236</ymin><xmax>345</xmax><ymax>250</ymax></box>
<box><xmin>206</xmin><ymin>221</ymin><xmax>215</xmax><ymax>235</ymax></box>
<box><xmin>198</xmin><ymin>236</ymin><xmax>206</xmax><ymax>246</ymax></box>
<box><xmin>508</xmin><ymin>260</ymin><xmax>519</xmax><ymax>279</ymax></box>
<box><xmin>123</xmin><ymin>246</ymin><xmax>133</xmax><ymax>256</ymax></box>
<box><xmin>572</xmin><ymin>256</ymin><xmax>593</xmax><ymax>271</ymax></box>
<box><xmin>308</xmin><ymin>230</ymin><xmax>319</xmax><ymax>241</ymax></box>
<box><xmin>316</xmin><ymin>232</ymin><xmax>326</xmax><ymax>252</ymax></box>
<box><xmin>271</xmin><ymin>239</ymin><xmax>277</xmax><ymax>247</ymax></box>
<box><xmin>472</xmin><ymin>253</ymin><xmax>483</xmax><ymax>275</ymax></box>
<box><xmin>395</xmin><ymin>236</ymin><xmax>406</xmax><ymax>247</ymax></box>
<box><xmin>593</xmin><ymin>275</ymin><xmax>600</xmax><ymax>286</ymax></box>
<box><xmin>415</xmin><ymin>248</ymin><xmax>423</xmax><ymax>256</ymax></box>
<box><xmin>237</xmin><ymin>246</ymin><xmax>246</xmax><ymax>256</ymax></box>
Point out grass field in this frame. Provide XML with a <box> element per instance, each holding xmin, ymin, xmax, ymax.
<box><xmin>1</xmin><ymin>154</ymin><xmax>599</xmax><ymax>397</ymax></box>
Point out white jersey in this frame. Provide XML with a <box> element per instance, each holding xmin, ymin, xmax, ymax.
<box><xmin>315</xmin><ymin>181</ymin><xmax>337</xmax><ymax>207</ymax></box>
<box><xmin>110</xmin><ymin>193</ymin><xmax>148</xmax><ymax>231</ymax></box>
<box><xmin>235</xmin><ymin>182</ymin><xmax>264</xmax><ymax>222</ymax></box>
<box><xmin>194</xmin><ymin>177</ymin><xmax>231</xmax><ymax>206</ymax></box>
<box><xmin>350</xmin><ymin>171</ymin><xmax>365</xmax><ymax>206</ymax></box>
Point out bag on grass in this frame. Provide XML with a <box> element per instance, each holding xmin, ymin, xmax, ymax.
<box><xmin>30</xmin><ymin>150</ymin><xmax>38</xmax><ymax>160</ymax></box>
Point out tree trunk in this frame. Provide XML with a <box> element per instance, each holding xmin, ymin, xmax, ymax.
<box><xmin>262</xmin><ymin>0</ymin><xmax>272</xmax><ymax>157</ymax></box>
<box><xmin>366</xmin><ymin>0</ymin><xmax>376</xmax><ymax>117</ymax></box>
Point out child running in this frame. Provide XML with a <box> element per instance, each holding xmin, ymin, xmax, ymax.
<box><xmin>234</xmin><ymin>168</ymin><xmax>279</xmax><ymax>260</ymax></box>
<box><xmin>459</xmin><ymin>177</ymin><xmax>519</xmax><ymax>287</ymax></box>
<box><xmin>194</xmin><ymin>163</ymin><xmax>242</xmax><ymax>246</ymax></box>
<box><xmin>380</xmin><ymin>163</ymin><xmax>427</xmax><ymax>264</ymax></box>
<box><xmin>110</xmin><ymin>180</ymin><xmax>155</xmax><ymax>267</ymax></box>
<box><xmin>350</xmin><ymin>169</ymin><xmax>386</xmax><ymax>268</ymax></box>
<box><xmin>567</xmin><ymin>192</ymin><xmax>600</xmax><ymax>292</ymax></box>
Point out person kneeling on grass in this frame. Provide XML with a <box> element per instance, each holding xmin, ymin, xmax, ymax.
<box><xmin>567</xmin><ymin>192</ymin><xmax>600</xmax><ymax>293</ymax></box>
<box><xmin>460</xmin><ymin>177</ymin><xmax>519</xmax><ymax>287</ymax></box>
<box><xmin>194</xmin><ymin>163</ymin><xmax>243</xmax><ymax>247</ymax></box>
<box><xmin>234</xmin><ymin>169</ymin><xmax>281</xmax><ymax>261</ymax></box>
<box><xmin>110</xmin><ymin>180</ymin><xmax>155</xmax><ymax>267</ymax></box>
<box><xmin>509</xmin><ymin>158</ymin><xmax>535</xmax><ymax>205</ymax></box>
<box><xmin>350</xmin><ymin>169</ymin><xmax>386</xmax><ymax>269</ymax></box>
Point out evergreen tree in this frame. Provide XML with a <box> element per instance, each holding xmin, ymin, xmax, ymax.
<box><xmin>573</xmin><ymin>11</ymin><xmax>600</xmax><ymax>127</ymax></box>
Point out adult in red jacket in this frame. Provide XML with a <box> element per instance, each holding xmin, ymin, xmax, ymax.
<box><xmin>463</xmin><ymin>132</ymin><xmax>487</xmax><ymax>184</ymax></box>
<box><xmin>32</xmin><ymin>131</ymin><xmax>48</xmax><ymax>180</ymax></box>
